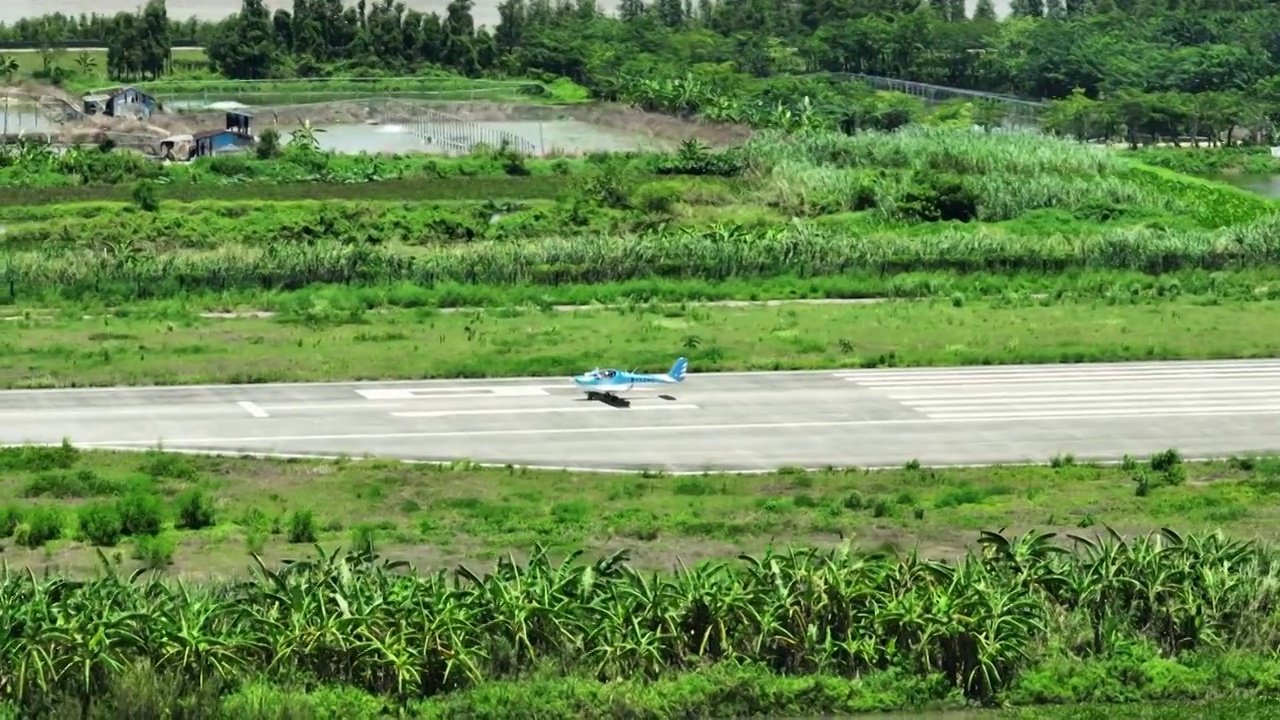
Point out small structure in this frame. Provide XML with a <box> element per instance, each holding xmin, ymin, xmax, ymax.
<box><xmin>158</xmin><ymin>133</ymin><xmax>194</xmax><ymax>161</ymax></box>
<box><xmin>82</xmin><ymin>86</ymin><xmax>157</xmax><ymax>120</ymax></box>
<box><xmin>179</xmin><ymin>110</ymin><xmax>256</xmax><ymax>160</ymax></box>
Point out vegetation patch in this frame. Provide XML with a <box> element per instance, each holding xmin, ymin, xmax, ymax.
<box><xmin>4</xmin><ymin>298</ymin><xmax>1280</xmax><ymax>388</ymax></box>
<box><xmin>2</xmin><ymin>447</ymin><xmax>1280</xmax><ymax>716</ymax></box>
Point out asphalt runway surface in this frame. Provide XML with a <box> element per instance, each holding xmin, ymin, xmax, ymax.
<box><xmin>3</xmin><ymin>359</ymin><xmax>1280</xmax><ymax>472</ymax></box>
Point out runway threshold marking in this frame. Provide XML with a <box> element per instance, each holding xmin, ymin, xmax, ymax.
<box><xmin>834</xmin><ymin>366</ymin><xmax>1280</xmax><ymax>421</ymax></box>
<box><xmin>391</xmin><ymin>404</ymin><xmax>700</xmax><ymax>418</ymax></box>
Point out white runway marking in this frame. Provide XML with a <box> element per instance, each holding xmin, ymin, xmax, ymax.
<box><xmin>837</xmin><ymin>362</ymin><xmax>1280</xmax><ymax>420</ymax></box>
<box><xmin>69</xmin><ymin>408</ymin><xmax>1280</xmax><ymax>448</ymax></box>
<box><xmin>391</xmin><ymin>404</ymin><xmax>700</xmax><ymax>418</ymax></box>
<box><xmin>237</xmin><ymin>401</ymin><xmax>270</xmax><ymax>418</ymax></box>
<box><xmin>356</xmin><ymin>386</ymin><xmax>554</xmax><ymax>400</ymax></box>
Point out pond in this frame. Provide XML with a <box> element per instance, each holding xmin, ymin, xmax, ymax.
<box><xmin>279</xmin><ymin>119</ymin><xmax>659</xmax><ymax>156</ymax></box>
<box><xmin>1209</xmin><ymin>173</ymin><xmax>1280</xmax><ymax>199</ymax></box>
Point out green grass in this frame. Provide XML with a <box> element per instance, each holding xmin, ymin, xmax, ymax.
<box><xmin>4</xmin><ymin>297</ymin><xmax>1280</xmax><ymax>388</ymax></box>
<box><xmin>1</xmin><ymin>444</ymin><xmax>1274</xmax><ymax>577</ymax></box>
<box><xmin>0</xmin><ymin>177</ymin><xmax>584</xmax><ymax>206</ymax></box>
<box><xmin>8</xmin><ymin>268</ymin><xmax>1276</xmax><ymax>320</ymax></box>
<box><xmin>3</xmin><ymin>447</ymin><xmax>1280</xmax><ymax>716</ymax></box>
<box><xmin>3</xmin><ymin>665</ymin><xmax>1277</xmax><ymax>718</ymax></box>
<box><xmin>1122</xmin><ymin>144</ymin><xmax>1280</xmax><ymax>176</ymax></box>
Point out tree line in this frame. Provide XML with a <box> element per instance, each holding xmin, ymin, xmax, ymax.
<box><xmin>3</xmin><ymin>0</ymin><xmax>1279</xmax><ymax>143</ymax></box>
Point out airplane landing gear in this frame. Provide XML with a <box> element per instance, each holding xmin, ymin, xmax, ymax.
<box><xmin>585</xmin><ymin>390</ymin><xmax>629</xmax><ymax>406</ymax></box>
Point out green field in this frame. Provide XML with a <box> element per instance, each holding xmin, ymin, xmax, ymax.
<box><xmin>5</xmin><ymin>56</ymin><xmax>1280</xmax><ymax>718</ymax></box>
<box><xmin>3</xmin><ymin>445</ymin><xmax>1280</xmax><ymax>716</ymax></box>
<box><xmin>4</xmin><ymin>297</ymin><xmax>1280</xmax><ymax>388</ymax></box>
<box><xmin>2</xmin><ymin>46</ymin><xmax>208</xmax><ymax>85</ymax></box>
<box><xmin>2</xmin><ymin>445</ymin><xmax>1273</xmax><ymax>576</ymax></box>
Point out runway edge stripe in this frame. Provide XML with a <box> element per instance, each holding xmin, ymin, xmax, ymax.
<box><xmin>5</xmin><ymin>358</ymin><xmax>1280</xmax><ymax>394</ymax></box>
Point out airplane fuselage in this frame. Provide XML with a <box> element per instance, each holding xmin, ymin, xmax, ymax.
<box><xmin>573</xmin><ymin>358</ymin><xmax>687</xmax><ymax>398</ymax></box>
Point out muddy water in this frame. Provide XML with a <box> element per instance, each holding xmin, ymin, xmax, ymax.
<box><xmin>297</xmin><ymin>120</ymin><xmax>665</xmax><ymax>155</ymax></box>
<box><xmin>1213</xmin><ymin>173</ymin><xmax>1280</xmax><ymax>199</ymax></box>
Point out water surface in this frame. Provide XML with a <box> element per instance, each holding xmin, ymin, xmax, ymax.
<box><xmin>1212</xmin><ymin>173</ymin><xmax>1280</xmax><ymax>199</ymax></box>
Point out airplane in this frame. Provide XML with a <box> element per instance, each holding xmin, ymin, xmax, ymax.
<box><xmin>573</xmin><ymin>357</ymin><xmax>688</xmax><ymax>402</ymax></box>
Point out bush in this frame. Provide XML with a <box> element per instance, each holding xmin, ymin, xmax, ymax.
<box><xmin>175</xmin><ymin>489</ymin><xmax>216</xmax><ymax>530</ymax></box>
<box><xmin>132</xmin><ymin>534</ymin><xmax>176</xmax><ymax>569</ymax></box>
<box><xmin>131</xmin><ymin>179</ymin><xmax>160</xmax><ymax>212</ymax></box>
<box><xmin>79</xmin><ymin>502</ymin><xmax>124</xmax><ymax>547</ymax></box>
<box><xmin>118</xmin><ymin>492</ymin><xmax>165</xmax><ymax>537</ymax></box>
<box><xmin>16</xmin><ymin>506</ymin><xmax>64</xmax><ymax>548</ymax></box>
<box><xmin>287</xmin><ymin>509</ymin><xmax>318</xmax><ymax>543</ymax></box>
<box><xmin>349</xmin><ymin>523</ymin><xmax>378</xmax><ymax>554</ymax></box>
<box><xmin>0</xmin><ymin>504</ymin><xmax>22</xmax><ymax>537</ymax></box>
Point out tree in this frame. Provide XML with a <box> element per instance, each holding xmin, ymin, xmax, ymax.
<box><xmin>206</xmin><ymin>0</ymin><xmax>281</xmax><ymax>79</ymax></box>
<box><xmin>0</xmin><ymin>55</ymin><xmax>18</xmax><ymax>83</ymax></box>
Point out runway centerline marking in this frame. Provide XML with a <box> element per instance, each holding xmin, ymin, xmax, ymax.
<box><xmin>66</xmin><ymin>407</ymin><xmax>1280</xmax><ymax>447</ymax></box>
<box><xmin>391</xmin><ymin>404</ymin><xmax>699</xmax><ymax>418</ymax></box>
<box><xmin>237</xmin><ymin>401</ymin><xmax>269</xmax><ymax>418</ymax></box>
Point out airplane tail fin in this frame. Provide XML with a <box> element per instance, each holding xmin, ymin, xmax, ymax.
<box><xmin>668</xmin><ymin>356</ymin><xmax>689</xmax><ymax>382</ymax></box>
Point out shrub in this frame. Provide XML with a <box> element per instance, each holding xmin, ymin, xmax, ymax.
<box><xmin>118</xmin><ymin>492</ymin><xmax>165</xmax><ymax>537</ymax></box>
<box><xmin>0</xmin><ymin>504</ymin><xmax>22</xmax><ymax>537</ymax></box>
<box><xmin>132</xmin><ymin>534</ymin><xmax>175</xmax><ymax>569</ymax></box>
<box><xmin>287</xmin><ymin>509</ymin><xmax>318</xmax><ymax>543</ymax></box>
<box><xmin>79</xmin><ymin>502</ymin><xmax>124</xmax><ymax>547</ymax></box>
<box><xmin>131</xmin><ymin>179</ymin><xmax>160</xmax><ymax>212</ymax></box>
<box><xmin>16</xmin><ymin>506</ymin><xmax>64</xmax><ymax>548</ymax></box>
<box><xmin>349</xmin><ymin>523</ymin><xmax>378</xmax><ymax>554</ymax></box>
<box><xmin>175</xmin><ymin>489</ymin><xmax>216</xmax><ymax>530</ymax></box>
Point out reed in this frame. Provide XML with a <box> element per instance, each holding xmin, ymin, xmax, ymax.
<box><xmin>747</xmin><ymin>125</ymin><xmax>1126</xmax><ymax>178</ymax></box>
<box><xmin>8</xmin><ymin>219</ymin><xmax>1280</xmax><ymax>303</ymax></box>
<box><xmin>749</xmin><ymin>127</ymin><xmax>1275</xmax><ymax>226</ymax></box>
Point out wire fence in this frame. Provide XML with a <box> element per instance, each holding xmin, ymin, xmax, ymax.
<box><xmin>160</xmin><ymin>86</ymin><xmax>540</xmax><ymax>112</ymax></box>
<box><xmin>382</xmin><ymin>101</ymin><xmax>538</xmax><ymax>156</ymax></box>
<box><xmin>839</xmin><ymin>73</ymin><xmax>1048</xmax><ymax>127</ymax></box>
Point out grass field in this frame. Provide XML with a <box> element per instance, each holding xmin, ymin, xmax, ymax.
<box><xmin>3</xmin><ymin>298</ymin><xmax>1280</xmax><ymax>388</ymax></box>
<box><xmin>0</xmin><ymin>444</ymin><xmax>1269</xmax><ymax>577</ymax></box>
<box><xmin>3</xmin><ymin>445</ymin><xmax>1280</xmax><ymax>716</ymax></box>
<box><xmin>5</xmin><ymin>63</ymin><xmax>1280</xmax><ymax>720</ymax></box>
<box><xmin>3</xmin><ymin>46</ymin><xmax>207</xmax><ymax>83</ymax></box>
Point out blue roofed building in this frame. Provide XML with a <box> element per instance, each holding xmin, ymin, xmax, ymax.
<box><xmin>82</xmin><ymin>86</ymin><xmax>158</xmax><ymax>120</ymax></box>
<box><xmin>160</xmin><ymin>111</ymin><xmax>256</xmax><ymax>161</ymax></box>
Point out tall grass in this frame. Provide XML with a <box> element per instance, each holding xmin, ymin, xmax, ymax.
<box><xmin>8</xmin><ymin>219</ymin><xmax>1280</xmax><ymax>303</ymax></box>
<box><xmin>2</xmin><ymin>528</ymin><xmax>1278</xmax><ymax>715</ymax></box>
<box><xmin>749</xmin><ymin>127</ymin><xmax>1276</xmax><ymax>226</ymax></box>
<box><xmin>747</xmin><ymin>125</ymin><xmax>1125</xmax><ymax>177</ymax></box>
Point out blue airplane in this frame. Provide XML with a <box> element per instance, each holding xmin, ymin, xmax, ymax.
<box><xmin>573</xmin><ymin>357</ymin><xmax>688</xmax><ymax>401</ymax></box>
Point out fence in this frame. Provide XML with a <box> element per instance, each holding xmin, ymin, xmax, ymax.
<box><xmin>839</xmin><ymin>73</ymin><xmax>1048</xmax><ymax>127</ymax></box>
<box><xmin>0</xmin><ymin>90</ymin><xmax>87</xmax><ymax>134</ymax></box>
<box><xmin>380</xmin><ymin>99</ymin><xmax>537</xmax><ymax>156</ymax></box>
<box><xmin>157</xmin><ymin>85</ymin><xmax>539</xmax><ymax>112</ymax></box>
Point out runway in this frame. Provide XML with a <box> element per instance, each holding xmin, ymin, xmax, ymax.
<box><xmin>3</xmin><ymin>359</ymin><xmax>1280</xmax><ymax>471</ymax></box>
